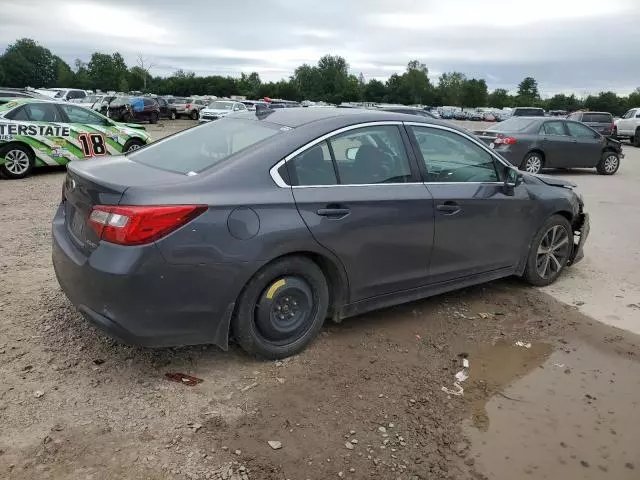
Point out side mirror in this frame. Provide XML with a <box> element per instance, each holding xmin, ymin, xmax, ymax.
<box><xmin>504</xmin><ymin>167</ymin><xmax>523</xmax><ymax>194</ymax></box>
<box><xmin>346</xmin><ymin>147</ymin><xmax>359</xmax><ymax>161</ymax></box>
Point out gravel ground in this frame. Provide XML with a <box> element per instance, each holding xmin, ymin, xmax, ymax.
<box><xmin>1</xmin><ymin>118</ymin><xmax>639</xmax><ymax>480</ymax></box>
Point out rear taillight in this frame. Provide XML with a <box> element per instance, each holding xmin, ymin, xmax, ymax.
<box><xmin>88</xmin><ymin>205</ymin><xmax>206</xmax><ymax>246</ymax></box>
<box><xmin>494</xmin><ymin>134</ymin><xmax>517</xmax><ymax>145</ymax></box>
<box><xmin>185</xmin><ymin>104</ymin><xmax>191</xmax><ymax>109</ymax></box>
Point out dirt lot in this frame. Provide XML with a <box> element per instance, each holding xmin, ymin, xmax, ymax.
<box><xmin>1</xmin><ymin>119</ymin><xmax>639</xmax><ymax>480</ymax></box>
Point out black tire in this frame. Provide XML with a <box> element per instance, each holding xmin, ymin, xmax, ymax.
<box><xmin>611</xmin><ymin>126</ymin><xmax>617</xmax><ymax>139</ymax></box>
<box><xmin>232</xmin><ymin>256</ymin><xmax>329</xmax><ymax>359</ymax></box>
<box><xmin>634</xmin><ymin>129</ymin><xmax>640</xmax><ymax>148</ymax></box>
<box><xmin>0</xmin><ymin>143</ymin><xmax>35</xmax><ymax>179</ymax></box>
<box><xmin>596</xmin><ymin>150</ymin><xmax>620</xmax><ymax>175</ymax></box>
<box><xmin>520</xmin><ymin>151</ymin><xmax>544</xmax><ymax>174</ymax></box>
<box><xmin>190</xmin><ymin>110</ymin><xmax>199</xmax><ymax>120</ymax></box>
<box><xmin>523</xmin><ymin>215</ymin><xmax>573</xmax><ymax>287</ymax></box>
<box><xmin>149</xmin><ymin>112</ymin><xmax>159</xmax><ymax>124</ymax></box>
<box><xmin>122</xmin><ymin>138</ymin><xmax>145</xmax><ymax>153</ymax></box>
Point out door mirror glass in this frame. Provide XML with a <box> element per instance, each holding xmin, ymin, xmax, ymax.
<box><xmin>505</xmin><ymin>167</ymin><xmax>523</xmax><ymax>187</ymax></box>
<box><xmin>345</xmin><ymin>146</ymin><xmax>359</xmax><ymax>161</ymax></box>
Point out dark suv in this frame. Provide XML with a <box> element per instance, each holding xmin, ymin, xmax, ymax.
<box><xmin>567</xmin><ymin>111</ymin><xmax>614</xmax><ymax>136</ymax></box>
<box><xmin>512</xmin><ymin>107</ymin><xmax>545</xmax><ymax>117</ymax></box>
<box><xmin>107</xmin><ymin>96</ymin><xmax>161</xmax><ymax>123</ymax></box>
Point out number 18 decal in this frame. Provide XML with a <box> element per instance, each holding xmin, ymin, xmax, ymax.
<box><xmin>78</xmin><ymin>133</ymin><xmax>107</xmax><ymax>157</ymax></box>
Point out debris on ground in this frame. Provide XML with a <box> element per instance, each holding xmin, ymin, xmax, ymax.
<box><xmin>164</xmin><ymin>372</ymin><xmax>204</xmax><ymax>386</ymax></box>
<box><xmin>34</xmin><ymin>390</ymin><xmax>44</xmax><ymax>398</ymax></box>
<box><xmin>514</xmin><ymin>341</ymin><xmax>532</xmax><ymax>349</ymax></box>
<box><xmin>267</xmin><ymin>440</ymin><xmax>282</xmax><ymax>450</ymax></box>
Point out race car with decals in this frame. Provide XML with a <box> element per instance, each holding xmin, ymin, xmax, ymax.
<box><xmin>0</xmin><ymin>98</ymin><xmax>152</xmax><ymax>179</ymax></box>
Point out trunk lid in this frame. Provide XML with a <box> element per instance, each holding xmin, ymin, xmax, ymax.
<box><xmin>63</xmin><ymin>156</ymin><xmax>191</xmax><ymax>252</ymax></box>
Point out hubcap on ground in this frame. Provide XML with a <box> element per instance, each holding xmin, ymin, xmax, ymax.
<box><xmin>4</xmin><ymin>149</ymin><xmax>30</xmax><ymax>175</ymax></box>
<box><xmin>525</xmin><ymin>156</ymin><xmax>542</xmax><ymax>173</ymax></box>
<box><xmin>536</xmin><ymin>225</ymin><xmax>571</xmax><ymax>279</ymax></box>
<box><xmin>604</xmin><ymin>155</ymin><xmax>618</xmax><ymax>173</ymax></box>
<box><xmin>255</xmin><ymin>276</ymin><xmax>314</xmax><ymax>344</ymax></box>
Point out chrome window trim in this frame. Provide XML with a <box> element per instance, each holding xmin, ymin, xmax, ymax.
<box><xmin>269</xmin><ymin>121</ymin><xmax>407</xmax><ymax>188</ymax></box>
<box><xmin>268</xmin><ymin>120</ymin><xmax>514</xmax><ymax>189</ymax></box>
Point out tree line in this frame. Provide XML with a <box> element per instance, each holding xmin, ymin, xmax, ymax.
<box><xmin>1</xmin><ymin>38</ymin><xmax>639</xmax><ymax>116</ymax></box>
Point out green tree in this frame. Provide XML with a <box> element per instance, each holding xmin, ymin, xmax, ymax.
<box><xmin>0</xmin><ymin>38</ymin><xmax>57</xmax><ymax>87</ymax></box>
<box><xmin>487</xmin><ymin>88</ymin><xmax>511</xmax><ymax>109</ymax></box>
<box><xmin>437</xmin><ymin>72</ymin><xmax>466</xmax><ymax>106</ymax></box>
<box><xmin>628</xmin><ymin>88</ymin><xmax>640</xmax><ymax>109</ymax></box>
<box><xmin>363</xmin><ymin>79</ymin><xmax>387</xmax><ymax>103</ymax></box>
<box><xmin>400</xmin><ymin>60</ymin><xmax>433</xmax><ymax>105</ymax></box>
<box><xmin>54</xmin><ymin>56</ymin><xmax>75</xmax><ymax>86</ymax></box>
<box><xmin>237</xmin><ymin>72</ymin><xmax>262</xmax><ymax>98</ymax></box>
<box><xmin>545</xmin><ymin>93</ymin><xmax>582</xmax><ymax>112</ymax></box>
<box><xmin>316</xmin><ymin>55</ymin><xmax>349</xmax><ymax>103</ymax></box>
<box><xmin>87</xmin><ymin>52</ymin><xmax>129</xmax><ymax>91</ymax></box>
<box><xmin>461</xmin><ymin>78</ymin><xmax>488</xmax><ymax>107</ymax></box>
<box><xmin>584</xmin><ymin>91</ymin><xmax>625</xmax><ymax>116</ymax></box>
<box><xmin>517</xmin><ymin>77</ymin><xmax>540</xmax><ymax>106</ymax></box>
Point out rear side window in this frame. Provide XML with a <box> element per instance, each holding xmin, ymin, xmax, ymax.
<box><xmin>582</xmin><ymin>113</ymin><xmax>612</xmax><ymax>123</ymax></box>
<box><xmin>143</xmin><ymin>98</ymin><xmax>155</xmax><ymax>106</ymax></box>
<box><xmin>5</xmin><ymin>103</ymin><xmax>61</xmax><ymax>122</ymax></box>
<box><xmin>128</xmin><ymin>118</ymin><xmax>282</xmax><ymax>174</ymax></box>
<box><xmin>541</xmin><ymin>121</ymin><xmax>567</xmax><ymax>136</ymax></box>
<box><xmin>286</xmin><ymin>141</ymin><xmax>337</xmax><ymax>186</ymax></box>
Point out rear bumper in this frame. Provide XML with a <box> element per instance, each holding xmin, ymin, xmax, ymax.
<box><xmin>51</xmin><ymin>204</ymin><xmax>247</xmax><ymax>348</ymax></box>
<box><xmin>568</xmin><ymin>212</ymin><xmax>589</xmax><ymax>266</ymax></box>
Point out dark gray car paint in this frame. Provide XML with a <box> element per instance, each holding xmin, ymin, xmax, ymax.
<box><xmin>52</xmin><ymin>108</ymin><xmax>586</xmax><ymax>349</ymax></box>
<box><xmin>478</xmin><ymin>117</ymin><xmax>622</xmax><ymax>170</ymax></box>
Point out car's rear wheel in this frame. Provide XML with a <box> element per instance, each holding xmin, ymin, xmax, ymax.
<box><xmin>634</xmin><ymin>129</ymin><xmax>640</xmax><ymax>148</ymax></box>
<box><xmin>149</xmin><ymin>112</ymin><xmax>159</xmax><ymax>124</ymax></box>
<box><xmin>0</xmin><ymin>144</ymin><xmax>35</xmax><ymax>179</ymax></box>
<box><xmin>170</xmin><ymin>110</ymin><xmax>176</xmax><ymax>120</ymax></box>
<box><xmin>596</xmin><ymin>151</ymin><xmax>620</xmax><ymax>175</ymax></box>
<box><xmin>521</xmin><ymin>152</ymin><xmax>543</xmax><ymax>174</ymax></box>
<box><xmin>232</xmin><ymin>256</ymin><xmax>329</xmax><ymax>359</ymax></box>
<box><xmin>123</xmin><ymin>138</ymin><xmax>145</xmax><ymax>153</ymax></box>
<box><xmin>190</xmin><ymin>110</ymin><xmax>199</xmax><ymax>120</ymax></box>
<box><xmin>523</xmin><ymin>215</ymin><xmax>573</xmax><ymax>286</ymax></box>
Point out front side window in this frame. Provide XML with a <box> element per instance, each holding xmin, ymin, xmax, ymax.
<box><xmin>541</xmin><ymin>121</ymin><xmax>567</xmax><ymax>136</ymax></box>
<box><xmin>410</xmin><ymin>126</ymin><xmax>499</xmax><ymax>183</ymax></box>
<box><xmin>566</xmin><ymin>122</ymin><xmax>597</xmax><ymax>138</ymax></box>
<box><xmin>328</xmin><ymin>125</ymin><xmax>412</xmax><ymax>184</ymax></box>
<box><xmin>622</xmin><ymin>109</ymin><xmax>636</xmax><ymax>119</ymax></box>
<box><xmin>60</xmin><ymin>104</ymin><xmax>109</xmax><ymax>125</ymax></box>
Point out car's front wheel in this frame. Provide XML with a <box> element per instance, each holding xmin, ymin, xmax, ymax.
<box><xmin>521</xmin><ymin>152</ymin><xmax>543</xmax><ymax>174</ymax></box>
<box><xmin>596</xmin><ymin>151</ymin><xmax>620</xmax><ymax>175</ymax></box>
<box><xmin>523</xmin><ymin>215</ymin><xmax>573</xmax><ymax>286</ymax></box>
<box><xmin>0</xmin><ymin>143</ymin><xmax>35</xmax><ymax>179</ymax></box>
<box><xmin>232</xmin><ymin>256</ymin><xmax>329</xmax><ymax>359</ymax></box>
<box><xmin>190</xmin><ymin>110</ymin><xmax>199</xmax><ymax>120</ymax></box>
<box><xmin>149</xmin><ymin>112</ymin><xmax>159</xmax><ymax>124</ymax></box>
<box><xmin>123</xmin><ymin>138</ymin><xmax>145</xmax><ymax>153</ymax></box>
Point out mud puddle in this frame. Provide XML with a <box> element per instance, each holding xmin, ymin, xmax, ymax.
<box><xmin>465</xmin><ymin>339</ymin><xmax>640</xmax><ymax>479</ymax></box>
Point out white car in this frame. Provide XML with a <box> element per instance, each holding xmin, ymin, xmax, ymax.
<box><xmin>199</xmin><ymin>100</ymin><xmax>247</xmax><ymax>122</ymax></box>
<box><xmin>48</xmin><ymin>88</ymin><xmax>88</xmax><ymax>102</ymax></box>
<box><xmin>614</xmin><ymin>107</ymin><xmax>640</xmax><ymax>146</ymax></box>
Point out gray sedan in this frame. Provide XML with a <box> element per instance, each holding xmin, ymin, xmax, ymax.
<box><xmin>52</xmin><ymin>108</ymin><xmax>589</xmax><ymax>359</ymax></box>
<box><xmin>477</xmin><ymin>117</ymin><xmax>622</xmax><ymax>175</ymax></box>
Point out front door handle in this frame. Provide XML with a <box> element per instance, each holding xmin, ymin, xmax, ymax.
<box><xmin>316</xmin><ymin>207</ymin><xmax>350</xmax><ymax>218</ymax></box>
<box><xmin>436</xmin><ymin>202</ymin><xmax>461</xmax><ymax>215</ymax></box>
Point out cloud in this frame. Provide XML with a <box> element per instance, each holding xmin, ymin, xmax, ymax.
<box><xmin>0</xmin><ymin>0</ymin><xmax>638</xmax><ymax>94</ymax></box>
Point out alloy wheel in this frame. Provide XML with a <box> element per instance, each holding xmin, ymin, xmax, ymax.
<box><xmin>536</xmin><ymin>225</ymin><xmax>571</xmax><ymax>279</ymax></box>
<box><xmin>525</xmin><ymin>155</ymin><xmax>542</xmax><ymax>173</ymax></box>
<box><xmin>4</xmin><ymin>149</ymin><xmax>30</xmax><ymax>175</ymax></box>
<box><xmin>603</xmin><ymin>154</ymin><xmax>619</xmax><ymax>173</ymax></box>
<box><xmin>126</xmin><ymin>143</ymin><xmax>142</xmax><ymax>153</ymax></box>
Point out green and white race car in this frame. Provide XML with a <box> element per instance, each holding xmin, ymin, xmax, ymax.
<box><xmin>0</xmin><ymin>98</ymin><xmax>152</xmax><ymax>179</ymax></box>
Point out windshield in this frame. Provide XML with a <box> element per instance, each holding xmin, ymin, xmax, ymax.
<box><xmin>128</xmin><ymin>118</ymin><xmax>283</xmax><ymax>174</ymax></box>
<box><xmin>83</xmin><ymin>95</ymin><xmax>98</xmax><ymax>103</ymax></box>
<box><xmin>54</xmin><ymin>90</ymin><xmax>66</xmax><ymax>98</ymax></box>
<box><xmin>487</xmin><ymin>117</ymin><xmax>536</xmax><ymax>132</ymax></box>
<box><xmin>208</xmin><ymin>101</ymin><xmax>234</xmax><ymax>110</ymax></box>
<box><xmin>513</xmin><ymin>108</ymin><xmax>544</xmax><ymax>116</ymax></box>
<box><xmin>110</xmin><ymin>96</ymin><xmax>131</xmax><ymax>107</ymax></box>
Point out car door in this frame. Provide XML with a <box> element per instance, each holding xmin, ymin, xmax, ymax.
<box><xmin>58</xmin><ymin>103</ymin><xmax>120</xmax><ymax>156</ymax></box>
<box><xmin>282</xmin><ymin>122</ymin><xmax>435</xmax><ymax>302</ymax></box>
<box><xmin>406</xmin><ymin>123</ymin><xmax>533</xmax><ymax>284</ymax></box>
<box><xmin>565</xmin><ymin>121</ymin><xmax>602</xmax><ymax>167</ymax></box>
<box><xmin>537</xmin><ymin>120</ymin><xmax>575</xmax><ymax>168</ymax></box>
<box><xmin>3</xmin><ymin>101</ymin><xmax>74</xmax><ymax>166</ymax></box>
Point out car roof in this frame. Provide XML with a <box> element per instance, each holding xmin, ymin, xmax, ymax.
<box><xmin>0</xmin><ymin>97</ymin><xmax>69</xmax><ymax>105</ymax></box>
<box><xmin>231</xmin><ymin>107</ymin><xmax>451</xmax><ymax>129</ymax></box>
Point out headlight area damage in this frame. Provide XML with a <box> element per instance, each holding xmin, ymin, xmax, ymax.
<box><xmin>567</xmin><ymin>210</ymin><xmax>589</xmax><ymax>266</ymax></box>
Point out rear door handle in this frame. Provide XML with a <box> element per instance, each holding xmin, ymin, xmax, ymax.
<box><xmin>436</xmin><ymin>202</ymin><xmax>461</xmax><ymax>215</ymax></box>
<box><xmin>316</xmin><ymin>208</ymin><xmax>350</xmax><ymax>218</ymax></box>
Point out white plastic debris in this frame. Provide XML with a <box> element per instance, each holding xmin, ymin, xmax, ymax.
<box><xmin>515</xmin><ymin>341</ymin><xmax>532</xmax><ymax>349</ymax></box>
<box><xmin>441</xmin><ymin>383</ymin><xmax>464</xmax><ymax>396</ymax></box>
<box><xmin>462</xmin><ymin>358</ymin><xmax>470</xmax><ymax>368</ymax></box>
<box><xmin>455</xmin><ymin>370</ymin><xmax>469</xmax><ymax>382</ymax></box>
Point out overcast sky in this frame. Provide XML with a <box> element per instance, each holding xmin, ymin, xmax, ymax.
<box><xmin>1</xmin><ymin>0</ymin><xmax>639</xmax><ymax>96</ymax></box>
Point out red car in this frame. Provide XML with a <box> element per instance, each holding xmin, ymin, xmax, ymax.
<box><xmin>107</xmin><ymin>96</ymin><xmax>161</xmax><ymax>124</ymax></box>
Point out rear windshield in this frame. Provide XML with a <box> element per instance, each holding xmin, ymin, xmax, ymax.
<box><xmin>582</xmin><ymin>113</ymin><xmax>612</xmax><ymax>123</ymax></box>
<box><xmin>513</xmin><ymin>108</ymin><xmax>544</xmax><ymax>116</ymax></box>
<box><xmin>486</xmin><ymin>117</ymin><xmax>536</xmax><ymax>132</ymax></box>
<box><xmin>128</xmin><ymin>118</ymin><xmax>283</xmax><ymax>175</ymax></box>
